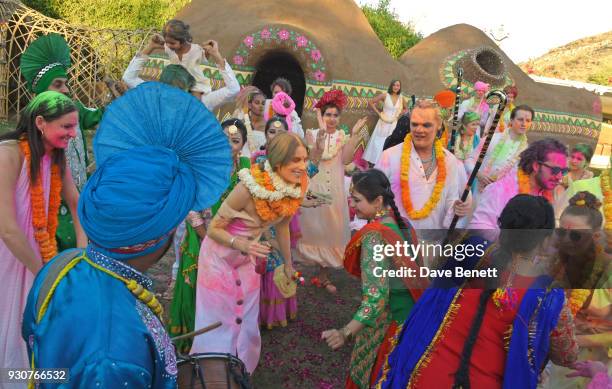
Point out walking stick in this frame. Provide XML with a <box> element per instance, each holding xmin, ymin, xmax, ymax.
<box><xmin>446</xmin><ymin>68</ymin><xmax>464</xmax><ymax>154</ymax></box>
<box><xmin>171</xmin><ymin>321</ymin><xmax>223</xmax><ymax>343</ymax></box>
<box><xmin>445</xmin><ymin>90</ymin><xmax>508</xmax><ymax>239</ymax></box>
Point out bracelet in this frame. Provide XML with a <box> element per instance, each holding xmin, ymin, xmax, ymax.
<box><xmin>341</xmin><ymin>326</ymin><xmax>352</xmax><ymax>342</ymax></box>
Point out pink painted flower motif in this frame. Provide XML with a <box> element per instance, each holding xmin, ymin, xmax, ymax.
<box><xmin>279</xmin><ymin>29</ymin><xmax>290</xmax><ymax>40</ymax></box>
<box><xmin>243</xmin><ymin>35</ymin><xmax>254</xmax><ymax>48</ymax></box>
<box><xmin>296</xmin><ymin>35</ymin><xmax>308</xmax><ymax>47</ymax></box>
<box><xmin>260</xmin><ymin>28</ymin><xmax>271</xmax><ymax>39</ymax></box>
<box><xmin>313</xmin><ymin>70</ymin><xmax>326</xmax><ymax>81</ymax></box>
<box><xmin>232</xmin><ymin>55</ymin><xmax>244</xmax><ymax>65</ymax></box>
<box><xmin>311</xmin><ymin>49</ymin><xmax>321</xmax><ymax>63</ymax></box>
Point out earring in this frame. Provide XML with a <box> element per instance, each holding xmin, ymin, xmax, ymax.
<box><xmin>375</xmin><ymin>209</ymin><xmax>386</xmax><ymax>218</ymax></box>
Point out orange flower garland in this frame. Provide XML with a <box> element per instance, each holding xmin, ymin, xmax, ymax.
<box><xmin>400</xmin><ymin>134</ymin><xmax>446</xmax><ymax>219</ymax></box>
<box><xmin>19</xmin><ymin>140</ymin><xmax>62</xmax><ymax>262</ymax></box>
<box><xmin>517</xmin><ymin>168</ymin><xmax>553</xmax><ymax>203</ymax></box>
<box><xmin>250</xmin><ymin>165</ymin><xmax>305</xmax><ymax>222</ymax></box>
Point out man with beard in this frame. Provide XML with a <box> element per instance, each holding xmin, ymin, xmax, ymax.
<box><xmin>469</xmin><ymin>138</ymin><xmax>568</xmax><ymax>239</ymax></box>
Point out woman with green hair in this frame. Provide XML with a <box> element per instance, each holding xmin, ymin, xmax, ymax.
<box><xmin>450</xmin><ymin>111</ymin><xmax>481</xmax><ymax>162</ymax></box>
<box><xmin>562</xmin><ymin>143</ymin><xmax>594</xmax><ymax>189</ymax></box>
<box><xmin>0</xmin><ymin>91</ymin><xmax>87</xmax><ymax>372</ymax></box>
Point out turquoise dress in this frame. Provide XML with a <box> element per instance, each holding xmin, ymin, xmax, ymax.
<box><xmin>22</xmin><ymin>248</ymin><xmax>176</xmax><ymax>389</ymax></box>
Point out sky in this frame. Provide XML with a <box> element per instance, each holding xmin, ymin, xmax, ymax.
<box><xmin>357</xmin><ymin>0</ymin><xmax>611</xmax><ymax>63</ymax></box>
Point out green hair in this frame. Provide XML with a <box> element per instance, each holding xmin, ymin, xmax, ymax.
<box><xmin>159</xmin><ymin>65</ymin><xmax>195</xmax><ymax>92</ymax></box>
<box><xmin>571</xmin><ymin>143</ymin><xmax>594</xmax><ymax>162</ymax></box>
<box><xmin>0</xmin><ymin>91</ymin><xmax>76</xmax><ymax>182</ymax></box>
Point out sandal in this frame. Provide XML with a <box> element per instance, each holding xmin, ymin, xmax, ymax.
<box><xmin>321</xmin><ymin>279</ymin><xmax>337</xmax><ymax>294</ymax></box>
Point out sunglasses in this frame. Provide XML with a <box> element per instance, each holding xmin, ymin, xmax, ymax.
<box><xmin>556</xmin><ymin>228</ymin><xmax>591</xmax><ymax>242</ymax></box>
<box><xmin>540</xmin><ymin>162</ymin><xmax>569</xmax><ymax>176</ymax></box>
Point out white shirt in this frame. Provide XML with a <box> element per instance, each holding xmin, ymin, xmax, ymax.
<box><xmin>263</xmin><ymin>99</ymin><xmax>304</xmax><ymax>139</ymax></box>
<box><xmin>164</xmin><ymin>43</ymin><xmax>211</xmax><ymax>94</ymax></box>
<box><xmin>122</xmin><ymin>54</ymin><xmax>240</xmax><ymax>112</ymax></box>
<box><xmin>468</xmin><ymin>167</ymin><xmax>519</xmax><ymax>240</ymax></box>
<box><xmin>375</xmin><ymin>142</ymin><xmax>471</xmax><ymax>231</ymax></box>
<box><xmin>464</xmin><ymin>131</ymin><xmax>527</xmax><ymax>181</ymax></box>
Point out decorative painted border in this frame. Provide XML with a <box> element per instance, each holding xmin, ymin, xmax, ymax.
<box><xmin>232</xmin><ymin>26</ymin><xmax>327</xmax><ymax>81</ymax></box>
<box><xmin>531</xmin><ymin>111</ymin><xmax>602</xmax><ymax>139</ymax></box>
<box><xmin>140</xmin><ymin>57</ymin><xmax>602</xmax><ymax>139</ymax></box>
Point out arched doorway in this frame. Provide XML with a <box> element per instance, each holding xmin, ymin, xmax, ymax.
<box><xmin>252</xmin><ymin>50</ymin><xmax>306</xmax><ymax>116</ymax></box>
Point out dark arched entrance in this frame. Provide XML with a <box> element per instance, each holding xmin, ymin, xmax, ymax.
<box><xmin>252</xmin><ymin>50</ymin><xmax>306</xmax><ymax>116</ymax></box>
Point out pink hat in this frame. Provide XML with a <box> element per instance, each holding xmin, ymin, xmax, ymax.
<box><xmin>474</xmin><ymin>81</ymin><xmax>490</xmax><ymax>92</ymax></box>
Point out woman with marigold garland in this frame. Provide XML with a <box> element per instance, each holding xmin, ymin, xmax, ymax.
<box><xmin>0</xmin><ymin>91</ymin><xmax>87</xmax><ymax>372</ymax></box>
<box><xmin>168</xmin><ymin>118</ymin><xmax>251</xmax><ymax>353</ymax></box>
<box><xmin>321</xmin><ymin>169</ymin><xmax>423</xmax><ymax>389</ymax></box>
<box><xmin>297</xmin><ymin>89</ymin><xmax>367</xmax><ymax>294</ymax></box>
<box><xmin>190</xmin><ymin>133</ymin><xmax>309</xmax><ymax>373</ymax></box>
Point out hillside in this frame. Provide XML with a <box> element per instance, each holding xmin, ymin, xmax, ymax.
<box><xmin>520</xmin><ymin>30</ymin><xmax>612</xmax><ymax>86</ymax></box>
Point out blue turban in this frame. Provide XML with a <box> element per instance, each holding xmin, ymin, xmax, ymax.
<box><xmin>78</xmin><ymin>145</ymin><xmax>196</xmax><ymax>260</ymax></box>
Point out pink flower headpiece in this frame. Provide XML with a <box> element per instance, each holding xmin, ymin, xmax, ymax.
<box><xmin>269</xmin><ymin>92</ymin><xmax>295</xmax><ymax>132</ymax></box>
<box><xmin>315</xmin><ymin>89</ymin><xmax>347</xmax><ymax>111</ymax></box>
<box><xmin>474</xmin><ymin>81</ymin><xmax>490</xmax><ymax>92</ymax></box>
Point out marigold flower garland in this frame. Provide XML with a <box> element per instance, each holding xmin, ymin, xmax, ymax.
<box><xmin>238</xmin><ymin>161</ymin><xmax>306</xmax><ymax>221</ymax></box>
<box><xmin>601</xmin><ymin>169</ymin><xmax>612</xmax><ymax>229</ymax></box>
<box><xmin>517</xmin><ymin>168</ymin><xmax>553</xmax><ymax>203</ymax></box>
<box><xmin>20</xmin><ymin>140</ymin><xmax>62</xmax><ymax>262</ymax></box>
<box><xmin>400</xmin><ymin>134</ymin><xmax>446</xmax><ymax>219</ymax></box>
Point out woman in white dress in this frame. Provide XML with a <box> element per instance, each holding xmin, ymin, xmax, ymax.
<box><xmin>297</xmin><ymin>90</ymin><xmax>366</xmax><ymax>293</ymax></box>
<box><xmin>363</xmin><ymin>80</ymin><xmax>405</xmax><ymax>165</ymax></box>
<box><xmin>233</xmin><ymin>87</ymin><xmax>267</xmax><ymax>157</ymax></box>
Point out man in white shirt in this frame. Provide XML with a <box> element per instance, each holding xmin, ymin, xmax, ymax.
<box><xmin>464</xmin><ymin>105</ymin><xmax>533</xmax><ymax>200</ymax></box>
<box><xmin>122</xmin><ymin>36</ymin><xmax>239</xmax><ymax>111</ymax></box>
<box><xmin>376</xmin><ymin>100</ymin><xmax>471</xmax><ymax>232</ymax></box>
<box><xmin>469</xmin><ymin>138</ymin><xmax>568</xmax><ymax>240</ymax></box>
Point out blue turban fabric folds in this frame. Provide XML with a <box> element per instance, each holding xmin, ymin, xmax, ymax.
<box><xmin>78</xmin><ymin>146</ymin><xmax>196</xmax><ymax>260</ymax></box>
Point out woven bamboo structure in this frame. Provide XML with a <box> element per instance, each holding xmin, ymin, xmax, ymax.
<box><xmin>0</xmin><ymin>0</ymin><xmax>153</xmax><ymax>121</ymax></box>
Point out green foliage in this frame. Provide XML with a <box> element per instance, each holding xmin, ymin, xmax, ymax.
<box><xmin>22</xmin><ymin>0</ymin><xmax>191</xmax><ymax>29</ymax></box>
<box><xmin>361</xmin><ymin>0</ymin><xmax>422</xmax><ymax>59</ymax></box>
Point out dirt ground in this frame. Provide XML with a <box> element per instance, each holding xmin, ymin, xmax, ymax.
<box><xmin>149</xmin><ymin>246</ymin><xmax>361</xmax><ymax>389</ymax></box>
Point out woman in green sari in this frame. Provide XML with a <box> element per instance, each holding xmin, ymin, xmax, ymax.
<box><xmin>168</xmin><ymin>118</ymin><xmax>251</xmax><ymax>352</ymax></box>
<box><xmin>321</xmin><ymin>169</ymin><xmax>424</xmax><ymax>389</ymax></box>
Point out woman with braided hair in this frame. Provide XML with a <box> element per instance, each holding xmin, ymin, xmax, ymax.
<box><xmin>377</xmin><ymin>194</ymin><xmax>578</xmax><ymax>389</ymax></box>
<box><xmin>321</xmin><ymin>169</ymin><xmax>423</xmax><ymax>389</ymax></box>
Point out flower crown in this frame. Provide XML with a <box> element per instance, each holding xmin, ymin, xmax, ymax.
<box><xmin>315</xmin><ymin>89</ymin><xmax>347</xmax><ymax>111</ymax></box>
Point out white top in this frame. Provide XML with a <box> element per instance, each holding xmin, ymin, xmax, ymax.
<box><xmin>164</xmin><ymin>43</ymin><xmax>211</xmax><ymax>94</ymax></box>
<box><xmin>375</xmin><ymin>142</ymin><xmax>471</xmax><ymax>230</ymax></box>
<box><xmin>122</xmin><ymin>54</ymin><xmax>240</xmax><ymax>112</ymax></box>
<box><xmin>463</xmin><ymin>131</ymin><xmax>527</xmax><ymax>181</ymax></box>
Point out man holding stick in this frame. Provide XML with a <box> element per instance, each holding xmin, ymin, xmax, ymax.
<box><xmin>376</xmin><ymin>100</ymin><xmax>471</xmax><ymax>232</ymax></box>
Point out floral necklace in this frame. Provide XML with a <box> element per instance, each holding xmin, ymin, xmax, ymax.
<box><xmin>20</xmin><ymin>139</ymin><xmax>62</xmax><ymax>262</ymax></box>
<box><xmin>566</xmin><ymin>243</ymin><xmax>605</xmax><ymax>316</ymax></box>
<box><xmin>400</xmin><ymin>134</ymin><xmax>446</xmax><ymax>220</ymax></box>
<box><xmin>601</xmin><ymin>169</ymin><xmax>612</xmax><ymax>230</ymax></box>
<box><xmin>517</xmin><ymin>168</ymin><xmax>553</xmax><ymax>203</ymax></box>
<box><xmin>320</xmin><ymin>129</ymin><xmax>344</xmax><ymax>161</ymax></box>
<box><xmin>238</xmin><ymin>160</ymin><xmax>306</xmax><ymax>221</ymax></box>
<box><xmin>483</xmin><ymin>132</ymin><xmax>527</xmax><ymax>179</ymax></box>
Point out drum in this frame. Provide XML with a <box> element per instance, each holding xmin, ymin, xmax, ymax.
<box><xmin>177</xmin><ymin>353</ymin><xmax>252</xmax><ymax>389</ymax></box>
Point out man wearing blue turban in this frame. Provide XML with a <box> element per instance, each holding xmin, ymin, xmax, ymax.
<box><xmin>21</xmin><ymin>82</ymin><xmax>232</xmax><ymax>388</ymax></box>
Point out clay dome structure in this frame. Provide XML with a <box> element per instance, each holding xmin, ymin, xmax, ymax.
<box><xmin>0</xmin><ymin>0</ymin><xmax>604</xmax><ymax>149</ymax></box>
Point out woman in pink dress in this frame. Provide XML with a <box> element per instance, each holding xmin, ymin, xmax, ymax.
<box><xmin>191</xmin><ymin>133</ymin><xmax>309</xmax><ymax>373</ymax></box>
<box><xmin>0</xmin><ymin>91</ymin><xmax>86</xmax><ymax>373</ymax></box>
